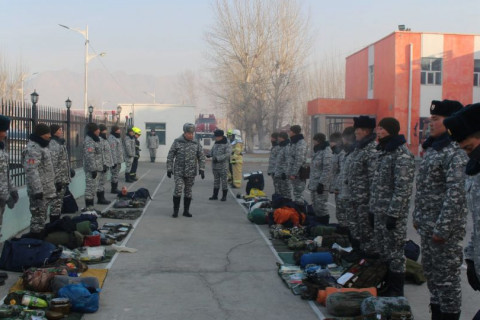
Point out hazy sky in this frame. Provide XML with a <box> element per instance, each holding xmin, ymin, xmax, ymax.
<box><xmin>1</xmin><ymin>0</ymin><xmax>480</xmax><ymax>77</ymax></box>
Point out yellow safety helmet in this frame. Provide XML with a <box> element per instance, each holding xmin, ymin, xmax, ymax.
<box><xmin>132</xmin><ymin>127</ymin><xmax>142</xmax><ymax>135</ymax></box>
<box><xmin>227</xmin><ymin>129</ymin><xmax>233</xmax><ymax>136</ymax></box>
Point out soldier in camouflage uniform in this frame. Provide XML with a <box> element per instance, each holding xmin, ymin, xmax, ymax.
<box><xmin>48</xmin><ymin>124</ymin><xmax>73</xmax><ymax>222</ymax></box>
<box><xmin>22</xmin><ymin>123</ymin><xmax>56</xmax><ymax>237</ymax></box>
<box><xmin>96</xmin><ymin>124</ymin><xmax>113</xmax><ymax>205</ymax></box>
<box><xmin>0</xmin><ymin>115</ymin><xmax>18</xmax><ymax>235</ymax></box>
<box><xmin>308</xmin><ymin>133</ymin><xmax>332</xmax><ymax>224</ymax></box>
<box><xmin>147</xmin><ymin>128</ymin><xmax>159</xmax><ymax>163</ymax></box>
<box><xmin>123</xmin><ymin>127</ymin><xmax>136</xmax><ymax>183</ymax></box>
<box><xmin>267</xmin><ymin>132</ymin><xmax>280</xmax><ymax>194</ymax></box>
<box><xmin>336</xmin><ymin>127</ymin><xmax>355</xmax><ymax>231</ymax></box>
<box><xmin>369</xmin><ymin>118</ymin><xmax>415</xmax><ymax>297</ymax></box>
<box><xmin>444</xmin><ymin>103</ymin><xmax>480</xmax><ymax>320</ymax></box>
<box><xmin>274</xmin><ymin>131</ymin><xmax>292</xmax><ymax>200</ymax></box>
<box><xmin>287</xmin><ymin>125</ymin><xmax>307</xmax><ymax>204</ymax></box>
<box><xmin>347</xmin><ymin>116</ymin><xmax>377</xmax><ymax>254</ymax></box>
<box><xmin>83</xmin><ymin>123</ymin><xmax>103</xmax><ymax>210</ymax></box>
<box><xmin>108</xmin><ymin>125</ymin><xmax>124</xmax><ymax>194</ymax></box>
<box><xmin>167</xmin><ymin>123</ymin><xmax>206</xmax><ymax>218</ymax></box>
<box><xmin>208</xmin><ymin>129</ymin><xmax>231</xmax><ymax>201</ymax></box>
<box><xmin>413</xmin><ymin>100</ymin><xmax>467</xmax><ymax>320</ymax></box>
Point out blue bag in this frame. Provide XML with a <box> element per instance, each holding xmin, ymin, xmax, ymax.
<box><xmin>0</xmin><ymin>238</ymin><xmax>62</xmax><ymax>272</ymax></box>
<box><xmin>300</xmin><ymin>252</ymin><xmax>334</xmax><ymax>268</ymax></box>
<box><xmin>58</xmin><ymin>283</ymin><xmax>100</xmax><ymax>313</ymax></box>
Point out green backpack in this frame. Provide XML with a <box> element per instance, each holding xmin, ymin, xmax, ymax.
<box><xmin>326</xmin><ymin>291</ymin><xmax>373</xmax><ymax>317</ymax></box>
<box><xmin>341</xmin><ymin>259</ymin><xmax>387</xmax><ymax>289</ymax></box>
<box><xmin>248</xmin><ymin>208</ymin><xmax>268</xmax><ymax>225</ymax></box>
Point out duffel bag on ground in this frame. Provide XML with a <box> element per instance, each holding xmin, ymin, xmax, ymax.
<box><xmin>361</xmin><ymin>296</ymin><xmax>412</xmax><ymax>318</ymax></box>
<box><xmin>22</xmin><ymin>266</ymin><xmax>68</xmax><ymax>292</ymax></box>
<box><xmin>317</xmin><ymin>287</ymin><xmax>377</xmax><ymax>306</ymax></box>
<box><xmin>321</xmin><ymin>233</ymin><xmax>350</xmax><ymax>248</ymax></box>
<box><xmin>326</xmin><ymin>291</ymin><xmax>373</xmax><ymax>317</ymax></box>
<box><xmin>405</xmin><ymin>258</ymin><xmax>426</xmax><ymax>284</ymax></box>
<box><xmin>0</xmin><ymin>238</ymin><xmax>62</xmax><ymax>272</ymax></box>
<box><xmin>339</xmin><ymin>259</ymin><xmax>387</xmax><ymax>289</ymax></box>
<box><xmin>247</xmin><ymin>208</ymin><xmax>268</xmax><ymax>225</ymax></box>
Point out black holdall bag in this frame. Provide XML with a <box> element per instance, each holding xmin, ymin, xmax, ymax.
<box><xmin>62</xmin><ymin>186</ymin><xmax>78</xmax><ymax>214</ymax></box>
<box><xmin>0</xmin><ymin>238</ymin><xmax>62</xmax><ymax>272</ymax></box>
<box><xmin>298</xmin><ymin>164</ymin><xmax>310</xmax><ymax>180</ymax></box>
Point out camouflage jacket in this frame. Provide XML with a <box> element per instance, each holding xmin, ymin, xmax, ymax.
<box><xmin>48</xmin><ymin>136</ymin><xmax>71</xmax><ymax>185</ymax></box>
<box><xmin>268</xmin><ymin>144</ymin><xmax>280</xmax><ymax>175</ymax></box>
<box><xmin>0</xmin><ymin>143</ymin><xmax>16</xmax><ymax>201</ymax></box>
<box><xmin>123</xmin><ymin>135</ymin><xmax>136</xmax><ymax>158</ymax></box>
<box><xmin>287</xmin><ymin>134</ymin><xmax>307</xmax><ymax>176</ymax></box>
<box><xmin>167</xmin><ymin>134</ymin><xmax>206</xmax><ymax>177</ymax></box>
<box><xmin>100</xmin><ymin>135</ymin><xmax>113</xmax><ymax>167</ymax></box>
<box><xmin>22</xmin><ymin>134</ymin><xmax>56</xmax><ymax>198</ymax></box>
<box><xmin>308</xmin><ymin>142</ymin><xmax>333</xmax><ymax>191</ymax></box>
<box><xmin>274</xmin><ymin>140</ymin><xmax>290</xmax><ymax>177</ymax></box>
<box><xmin>147</xmin><ymin>134</ymin><xmax>159</xmax><ymax>149</ymax></box>
<box><xmin>108</xmin><ymin>133</ymin><xmax>124</xmax><ymax>164</ymax></box>
<box><xmin>83</xmin><ymin>134</ymin><xmax>103</xmax><ymax>173</ymax></box>
<box><xmin>338</xmin><ymin>145</ymin><xmax>355</xmax><ymax>200</ymax></box>
<box><xmin>369</xmin><ymin>135</ymin><xmax>415</xmax><ymax>219</ymax></box>
<box><xmin>413</xmin><ymin>133</ymin><xmax>468</xmax><ymax>240</ymax></box>
<box><xmin>330</xmin><ymin>145</ymin><xmax>345</xmax><ymax>192</ymax></box>
<box><xmin>465</xmin><ymin>170</ymin><xmax>480</xmax><ymax>278</ymax></box>
<box><xmin>210</xmin><ymin>136</ymin><xmax>231</xmax><ymax>170</ymax></box>
<box><xmin>347</xmin><ymin>133</ymin><xmax>378</xmax><ymax>205</ymax></box>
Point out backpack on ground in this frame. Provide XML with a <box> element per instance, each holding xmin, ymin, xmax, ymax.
<box><xmin>245</xmin><ymin>172</ymin><xmax>264</xmax><ymax>195</ymax></box>
<box><xmin>22</xmin><ymin>266</ymin><xmax>68</xmax><ymax>292</ymax></box>
<box><xmin>62</xmin><ymin>186</ymin><xmax>78</xmax><ymax>214</ymax></box>
<box><xmin>339</xmin><ymin>259</ymin><xmax>387</xmax><ymax>289</ymax></box>
<box><xmin>133</xmin><ymin>187</ymin><xmax>151</xmax><ymax>200</ymax></box>
<box><xmin>326</xmin><ymin>291</ymin><xmax>374</xmax><ymax>317</ymax></box>
<box><xmin>361</xmin><ymin>296</ymin><xmax>412</xmax><ymax>318</ymax></box>
<box><xmin>0</xmin><ymin>238</ymin><xmax>62</xmax><ymax>272</ymax></box>
<box><xmin>405</xmin><ymin>258</ymin><xmax>426</xmax><ymax>284</ymax></box>
<box><xmin>404</xmin><ymin>239</ymin><xmax>420</xmax><ymax>262</ymax></box>
<box><xmin>247</xmin><ymin>208</ymin><xmax>268</xmax><ymax>225</ymax></box>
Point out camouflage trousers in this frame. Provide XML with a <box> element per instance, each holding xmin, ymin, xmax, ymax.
<box><xmin>173</xmin><ymin>175</ymin><xmax>195</xmax><ymax>198</ymax></box>
<box><xmin>111</xmin><ymin>164</ymin><xmax>121</xmax><ymax>184</ymax></box>
<box><xmin>271</xmin><ymin>175</ymin><xmax>281</xmax><ymax>195</ymax></box>
<box><xmin>85</xmin><ymin>172</ymin><xmax>99</xmax><ymax>200</ymax></box>
<box><xmin>149</xmin><ymin>148</ymin><xmax>157</xmax><ymax>158</ymax></box>
<box><xmin>350</xmin><ymin>203</ymin><xmax>376</xmax><ymax>253</ymax></box>
<box><xmin>421</xmin><ymin>234</ymin><xmax>463</xmax><ymax>313</ymax></box>
<box><xmin>0</xmin><ymin>204</ymin><xmax>4</xmax><ymax>235</ymax></box>
<box><xmin>29</xmin><ymin>197</ymin><xmax>48</xmax><ymax>233</ymax></box>
<box><xmin>125</xmin><ymin>156</ymin><xmax>134</xmax><ymax>173</ymax></box>
<box><xmin>374</xmin><ymin>214</ymin><xmax>407</xmax><ymax>273</ymax></box>
<box><xmin>291</xmin><ymin>178</ymin><xmax>306</xmax><ymax>203</ymax></box>
<box><xmin>311</xmin><ymin>190</ymin><xmax>328</xmax><ymax>217</ymax></box>
<box><xmin>336</xmin><ymin>196</ymin><xmax>351</xmax><ymax>228</ymax></box>
<box><xmin>274</xmin><ymin>177</ymin><xmax>291</xmax><ymax>199</ymax></box>
<box><xmin>48</xmin><ymin>184</ymin><xmax>66</xmax><ymax>220</ymax></box>
<box><xmin>213</xmin><ymin>169</ymin><xmax>228</xmax><ymax>190</ymax></box>
<box><xmin>97</xmin><ymin>170</ymin><xmax>108</xmax><ymax>192</ymax></box>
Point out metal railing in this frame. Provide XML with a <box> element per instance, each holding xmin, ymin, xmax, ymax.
<box><xmin>1</xmin><ymin>99</ymin><xmax>124</xmax><ymax>187</ymax></box>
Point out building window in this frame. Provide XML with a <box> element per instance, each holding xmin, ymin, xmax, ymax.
<box><xmin>368</xmin><ymin>65</ymin><xmax>374</xmax><ymax>90</ymax></box>
<box><xmin>421</xmin><ymin>58</ymin><xmax>442</xmax><ymax>85</ymax></box>
<box><xmin>145</xmin><ymin>122</ymin><xmax>166</xmax><ymax>145</ymax></box>
<box><xmin>474</xmin><ymin>59</ymin><xmax>480</xmax><ymax>86</ymax></box>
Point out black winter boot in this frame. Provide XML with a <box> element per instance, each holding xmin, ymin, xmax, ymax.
<box><xmin>130</xmin><ymin>173</ymin><xmax>138</xmax><ymax>181</ymax></box>
<box><xmin>441</xmin><ymin>313</ymin><xmax>460</xmax><ymax>320</ymax></box>
<box><xmin>49</xmin><ymin>215</ymin><xmax>60</xmax><ymax>224</ymax></box>
<box><xmin>183</xmin><ymin>197</ymin><xmax>192</xmax><ymax>217</ymax></box>
<box><xmin>209</xmin><ymin>188</ymin><xmax>219</xmax><ymax>200</ymax></box>
<box><xmin>430</xmin><ymin>304</ymin><xmax>442</xmax><ymax>320</ymax></box>
<box><xmin>97</xmin><ymin>191</ymin><xmax>111</xmax><ymax>205</ymax></box>
<box><xmin>317</xmin><ymin>214</ymin><xmax>330</xmax><ymax>225</ymax></box>
<box><xmin>28</xmin><ymin>229</ymin><xmax>46</xmax><ymax>240</ymax></box>
<box><xmin>172</xmin><ymin>196</ymin><xmax>181</xmax><ymax>218</ymax></box>
<box><xmin>221</xmin><ymin>189</ymin><xmax>228</xmax><ymax>201</ymax></box>
<box><xmin>111</xmin><ymin>182</ymin><xmax>119</xmax><ymax>194</ymax></box>
<box><xmin>152</xmin><ymin>157</ymin><xmax>156</xmax><ymax>162</ymax></box>
<box><xmin>125</xmin><ymin>173</ymin><xmax>132</xmax><ymax>183</ymax></box>
<box><xmin>383</xmin><ymin>272</ymin><xmax>404</xmax><ymax>297</ymax></box>
<box><xmin>85</xmin><ymin>198</ymin><xmax>95</xmax><ymax>210</ymax></box>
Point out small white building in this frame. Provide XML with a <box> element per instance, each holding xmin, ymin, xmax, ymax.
<box><xmin>118</xmin><ymin>103</ymin><xmax>195</xmax><ymax>162</ymax></box>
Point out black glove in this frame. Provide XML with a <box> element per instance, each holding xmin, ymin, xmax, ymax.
<box><xmin>33</xmin><ymin>192</ymin><xmax>43</xmax><ymax>200</ymax></box>
<box><xmin>0</xmin><ymin>198</ymin><xmax>5</xmax><ymax>207</ymax></box>
<box><xmin>368</xmin><ymin>212</ymin><xmax>375</xmax><ymax>228</ymax></box>
<box><xmin>112</xmin><ymin>164</ymin><xmax>117</xmax><ymax>169</ymax></box>
<box><xmin>10</xmin><ymin>190</ymin><xmax>19</xmax><ymax>203</ymax></box>
<box><xmin>466</xmin><ymin>260</ymin><xmax>480</xmax><ymax>291</ymax></box>
<box><xmin>91</xmin><ymin>172</ymin><xmax>97</xmax><ymax>179</ymax></box>
<box><xmin>103</xmin><ymin>165</ymin><xmax>108</xmax><ymax>173</ymax></box>
<box><xmin>167</xmin><ymin>171</ymin><xmax>172</xmax><ymax>178</ymax></box>
<box><xmin>199</xmin><ymin>170</ymin><xmax>205</xmax><ymax>179</ymax></box>
<box><xmin>213</xmin><ymin>157</ymin><xmax>218</xmax><ymax>163</ymax></box>
<box><xmin>386</xmin><ymin>216</ymin><xmax>397</xmax><ymax>230</ymax></box>
<box><xmin>70</xmin><ymin>168</ymin><xmax>76</xmax><ymax>178</ymax></box>
<box><xmin>316</xmin><ymin>183</ymin><xmax>324</xmax><ymax>194</ymax></box>
<box><xmin>206</xmin><ymin>154</ymin><xmax>212</xmax><ymax>158</ymax></box>
<box><xmin>281</xmin><ymin>173</ymin><xmax>287</xmax><ymax>181</ymax></box>
<box><xmin>55</xmin><ymin>182</ymin><xmax>63</xmax><ymax>192</ymax></box>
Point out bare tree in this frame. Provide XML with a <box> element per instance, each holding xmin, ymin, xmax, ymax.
<box><xmin>0</xmin><ymin>54</ymin><xmax>28</xmax><ymax>101</ymax></box>
<box><xmin>176</xmin><ymin>69</ymin><xmax>198</xmax><ymax>105</ymax></box>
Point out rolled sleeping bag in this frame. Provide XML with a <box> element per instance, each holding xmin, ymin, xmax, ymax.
<box><xmin>300</xmin><ymin>252</ymin><xmax>333</xmax><ymax>268</ymax></box>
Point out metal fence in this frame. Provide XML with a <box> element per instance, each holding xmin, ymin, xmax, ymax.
<box><xmin>1</xmin><ymin>99</ymin><xmax>124</xmax><ymax>187</ymax></box>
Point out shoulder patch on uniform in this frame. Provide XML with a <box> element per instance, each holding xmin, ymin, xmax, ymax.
<box><xmin>87</xmin><ymin>147</ymin><xmax>94</xmax><ymax>152</ymax></box>
<box><xmin>27</xmin><ymin>159</ymin><xmax>35</xmax><ymax>165</ymax></box>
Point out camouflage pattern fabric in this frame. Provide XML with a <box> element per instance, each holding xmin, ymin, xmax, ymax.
<box><xmin>213</xmin><ymin>170</ymin><xmax>228</xmax><ymax>190</ymax></box>
<box><xmin>465</xmin><ymin>173</ymin><xmax>480</xmax><ymax>281</ymax></box>
<box><xmin>147</xmin><ymin>134</ymin><xmax>159</xmax><ymax>149</ymax></box>
<box><xmin>102</xmin><ymin>209</ymin><xmax>142</xmax><ymax>220</ymax></box>
<box><xmin>123</xmin><ymin>135</ymin><xmax>136</xmax><ymax>173</ymax></box>
<box><xmin>48</xmin><ymin>136</ymin><xmax>71</xmax><ymax>185</ymax></box>
<box><xmin>108</xmin><ymin>133</ymin><xmax>124</xmax><ymax>165</ymax></box>
<box><xmin>173</xmin><ymin>175</ymin><xmax>195</xmax><ymax>198</ymax></box>
<box><xmin>0</xmin><ymin>144</ymin><xmax>16</xmax><ymax>222</ymax></box>
<box><xmin>329</xmin><ymin>146</ymin><xmax>345</xmax><ymax>193</ymax></box>
<box><xmin>83</xmin><ymin>135</ymin><xmax>103</xmax><ymax>173</ymax></box>
<box><xmin>336</xmin><ymin>147</ymin><xmax>354</xmax><ymax>227</ymax></box>
<box><xmin>413</xmin><ymin>134</ymin><xmax>468</xmax><ymax>314</ymax></box>
<box><xmin>370</xmin><ymin>137</ymin><xmax>415</xmax><ymax>273</ymax></box>
<box><xmin>48</xmin><ymin>184</ymin><xmax>66</xmax><ymax>220</ymax></box>
<box><xmin>110</xmin><ymin>165</ymin><xmax>121</xmax><ymax>184</ymax></box>
<box><xmin>85</xmin><ymin>172</ymin><xmax>98</xmax><ymax>200</ymax></box>
<box><xmin>167</xmin><ymin>134</ymin><xmax>206</xmax><ymax>178</ymax></box>
<box><xmin>100</xmin><ymin>136</ymin><xmax>113</xmax><ymax>167</ymax></box>
<box><xmin>361</xmin><ymin>296</ymin><xmax>412</xmax><ymax>318</ymax></box>
<box><xmin>22</xmin><ymin>139</ymin><xmax>56</xmax><ymax>199</ymax></box>
<box><xmin>287</xmin><ymin>135</ymin><xmax>307</xmax><ymax>202</ymax></box>
<box><xmin>210</xmin><ymin>137</ymin><xmax>231</xmax><ymax>171</ymax></box>
<box><xmin>149</xmin><ymin>148</ymin><xmax>157</xmax><ymax>158</ymax></box>
<box><xmin>308</xmin><ymin>144</ymin><xmax>332</xmax><ymax>217</ymax></box>
<box><xmin>268</xmin><ymin>144</ymin><xmax>280</xmax><ymax>175</ymax></box>
<box><xmin>346</xmin><ymin>133</ymin><xmax>377</xmax><ymax>252</ymax></box>
<box><xmin>274</xmin><ymin>177</ymin><xmax>292</xmax><ymax>200</ymax></box>
<box><xmin>274</xmin><ymin>141</ymin><xmax>291</xmax><ymax>199</ymax></box>
<box><xmin>97</xmin><ymin>171</ymin><xmax>107</xmax><ymax>192</ymax></box>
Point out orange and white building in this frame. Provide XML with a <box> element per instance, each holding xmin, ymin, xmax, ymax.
<box><xmin>308</xmin><ymin>31</ymin><xmax>480</xmax><ymax>155</ymax></box>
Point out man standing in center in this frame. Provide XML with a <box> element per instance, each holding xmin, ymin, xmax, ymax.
<box><xmin>108</xmin><ymin>125</ymin><xmax>124</xmax><ymax>194</ymax></box>
<box><xmin>287</xmin><ymin>125</ymin><xmax>307</xmax><ymax>204</ymax></box>
<box><xmin>83</xmin><ymin>123</ymin><xmax>103</xmax><ymax>210</ymax></box>
<box><xmin>96</xmin><ymin>124</ymin><xmax>113</xmax><ymax>205</ymax></box>
<box><xmin>167</xmin><ymin>123</ymin><xmax>206</xmax><ymax>218</ymax></box>
<box><xmin>208</xmin><ymin>129</ymin><xmax>231</xmax><ymax>201</ymax></box>
<box><xmin>147</xmin><ymin>128</ymin><xmax>159</xmax><ymax>163</ymax></box>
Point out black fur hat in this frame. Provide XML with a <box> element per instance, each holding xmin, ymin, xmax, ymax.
<box><xmin>353</xmin><ymin>116</ymin><xmax>376</xmax><ymax>129</ymax></box>
<box><xmin>214</xmin><ymin>129</ymin><xmax>224</xmax><ymax>137</ymax></box>
<box><xmin>430</xmin><ymin>100</ymin><xmax>463</xmax><ymax>117</ymax></box>
<box><xmin>0</xmin><ymin>115</ymin><xmax>10</xmax><ymax>131</ymax></box>
<box><xmin>444</xmin><ymin>103</ymin><xmax>480</xmax><ymax>142</ymax></box>
<box><xmin>34</xmin><ymin>123</ymin><xmax>51</xmax><ymax>136</ymax></box>
<box><xmin>86</xmin><ymin>123</ymin><xmax>99</xmax><ymax>134</ymax></box>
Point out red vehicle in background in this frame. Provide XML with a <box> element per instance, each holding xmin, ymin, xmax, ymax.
<box><xmin>195</xmin><ymin>114</ymin><xmax>217</xmax><ymax>155</ymax></box>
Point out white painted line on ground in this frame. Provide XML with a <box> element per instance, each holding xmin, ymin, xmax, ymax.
<box><xmin>230</xmin><ymin>188</ymin><xmax>325</xmax><ymax>320</ymax></box>
<box><xmin>327</xmin><ymin>202</ymin><xmax>336</xmax><ymax>208</ymax></box>
<box><xmin>105</xmin><ymin>172</ymin><xmax>166</xmax><ymax>270</ymax></box>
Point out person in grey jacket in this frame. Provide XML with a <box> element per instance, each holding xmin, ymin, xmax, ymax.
<box><xmin>48</xmin><ymin>124</ymin><xmax>73</xmax><ymax>222</ymax></box>
<box><xmin>287</xmin><ymin>125</ymin><xmax>307</xmax><ymax>203</ymax></box>
<box><xmin>22</xmin><ymin>123</ymin><xmax>56</xmax><ymax>238</ymax></box>
<box><xmin>208</xmin><ymin>129</ymin><xmax>231</xmax><ymax>201</ymax></box>
<box><xmin>444</xmin><ymin>103</ymin><xmax>480</xmax><ymax>320</ymax></box>
<box><xmin>274</xmin><ymin>131</ymin><xmax>291</xmax><ymax>200</ymax></box>
<box><xmin>336</xmin><ymin>127</ymin><xmax>356</xmax><ymax>231</ymax></box>
<box><xmin>83</xmin><ymin>123</ymin><xmax>103</xmax><ymax>210</ymax></box>
<box><xmin>0</xmin><ymin>115</ymin><xmax>18</xmax><ymax>235</ymax></box>
<box><xmin>147</xmin><ymin>128</ymin><xmax>159</xmax><ymax>162</ymax></box>
<box><xmin>267</xmin><ymin>132</ymin><xmax>280</xmax><ymax>194</ymax></box>
<box><xmin>308</xmin><ymin>133</ymin><xmax>332</xmax><ymax>224</ymax></box>
<box><xmin>167</xmin><ymin>123</ymin><xmax>206</xmax><ymax>218</ymax></box>
<box><xmin>108</xmin><ymin>125</ymin><xmax>124</xmax><ymax>194</ymax></box>
<box><xmin>96</xmin><ymin>124</ymin><xmax>113</xmax><ymax>205</ymax></box>
<box><xmin>123</xmin><ymin>127</ymin><xmax>136</xmax><ymax>182</ymax></box>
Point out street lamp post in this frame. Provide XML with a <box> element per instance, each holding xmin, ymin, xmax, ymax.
<box><xmin>129</xmin><ymin>112</ymin><xmax>133</xmax><ymax>127</ymax></box>
<box><xmin>104</xmin><ymin>111</ymin><xmax>108</xmax><ymax>124</ymax></box>
<box><xmin>30</xmin><ymin>90</ymin><xmax>39</xmax><ymax>126</ymax></box>
<box><xmin>116</xmin><ymin>106</ymin><xmax>122</xmax><ymax>124</ymax></box>
<box><xmin>65</xmin><ymin>98</ymin><xmax>72</xmax><ymax>156</ymax></box>
<box><xmin>88</xmin><ymin>105</ymin><xmax>94</xmax><ymax>123</ymax></box>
